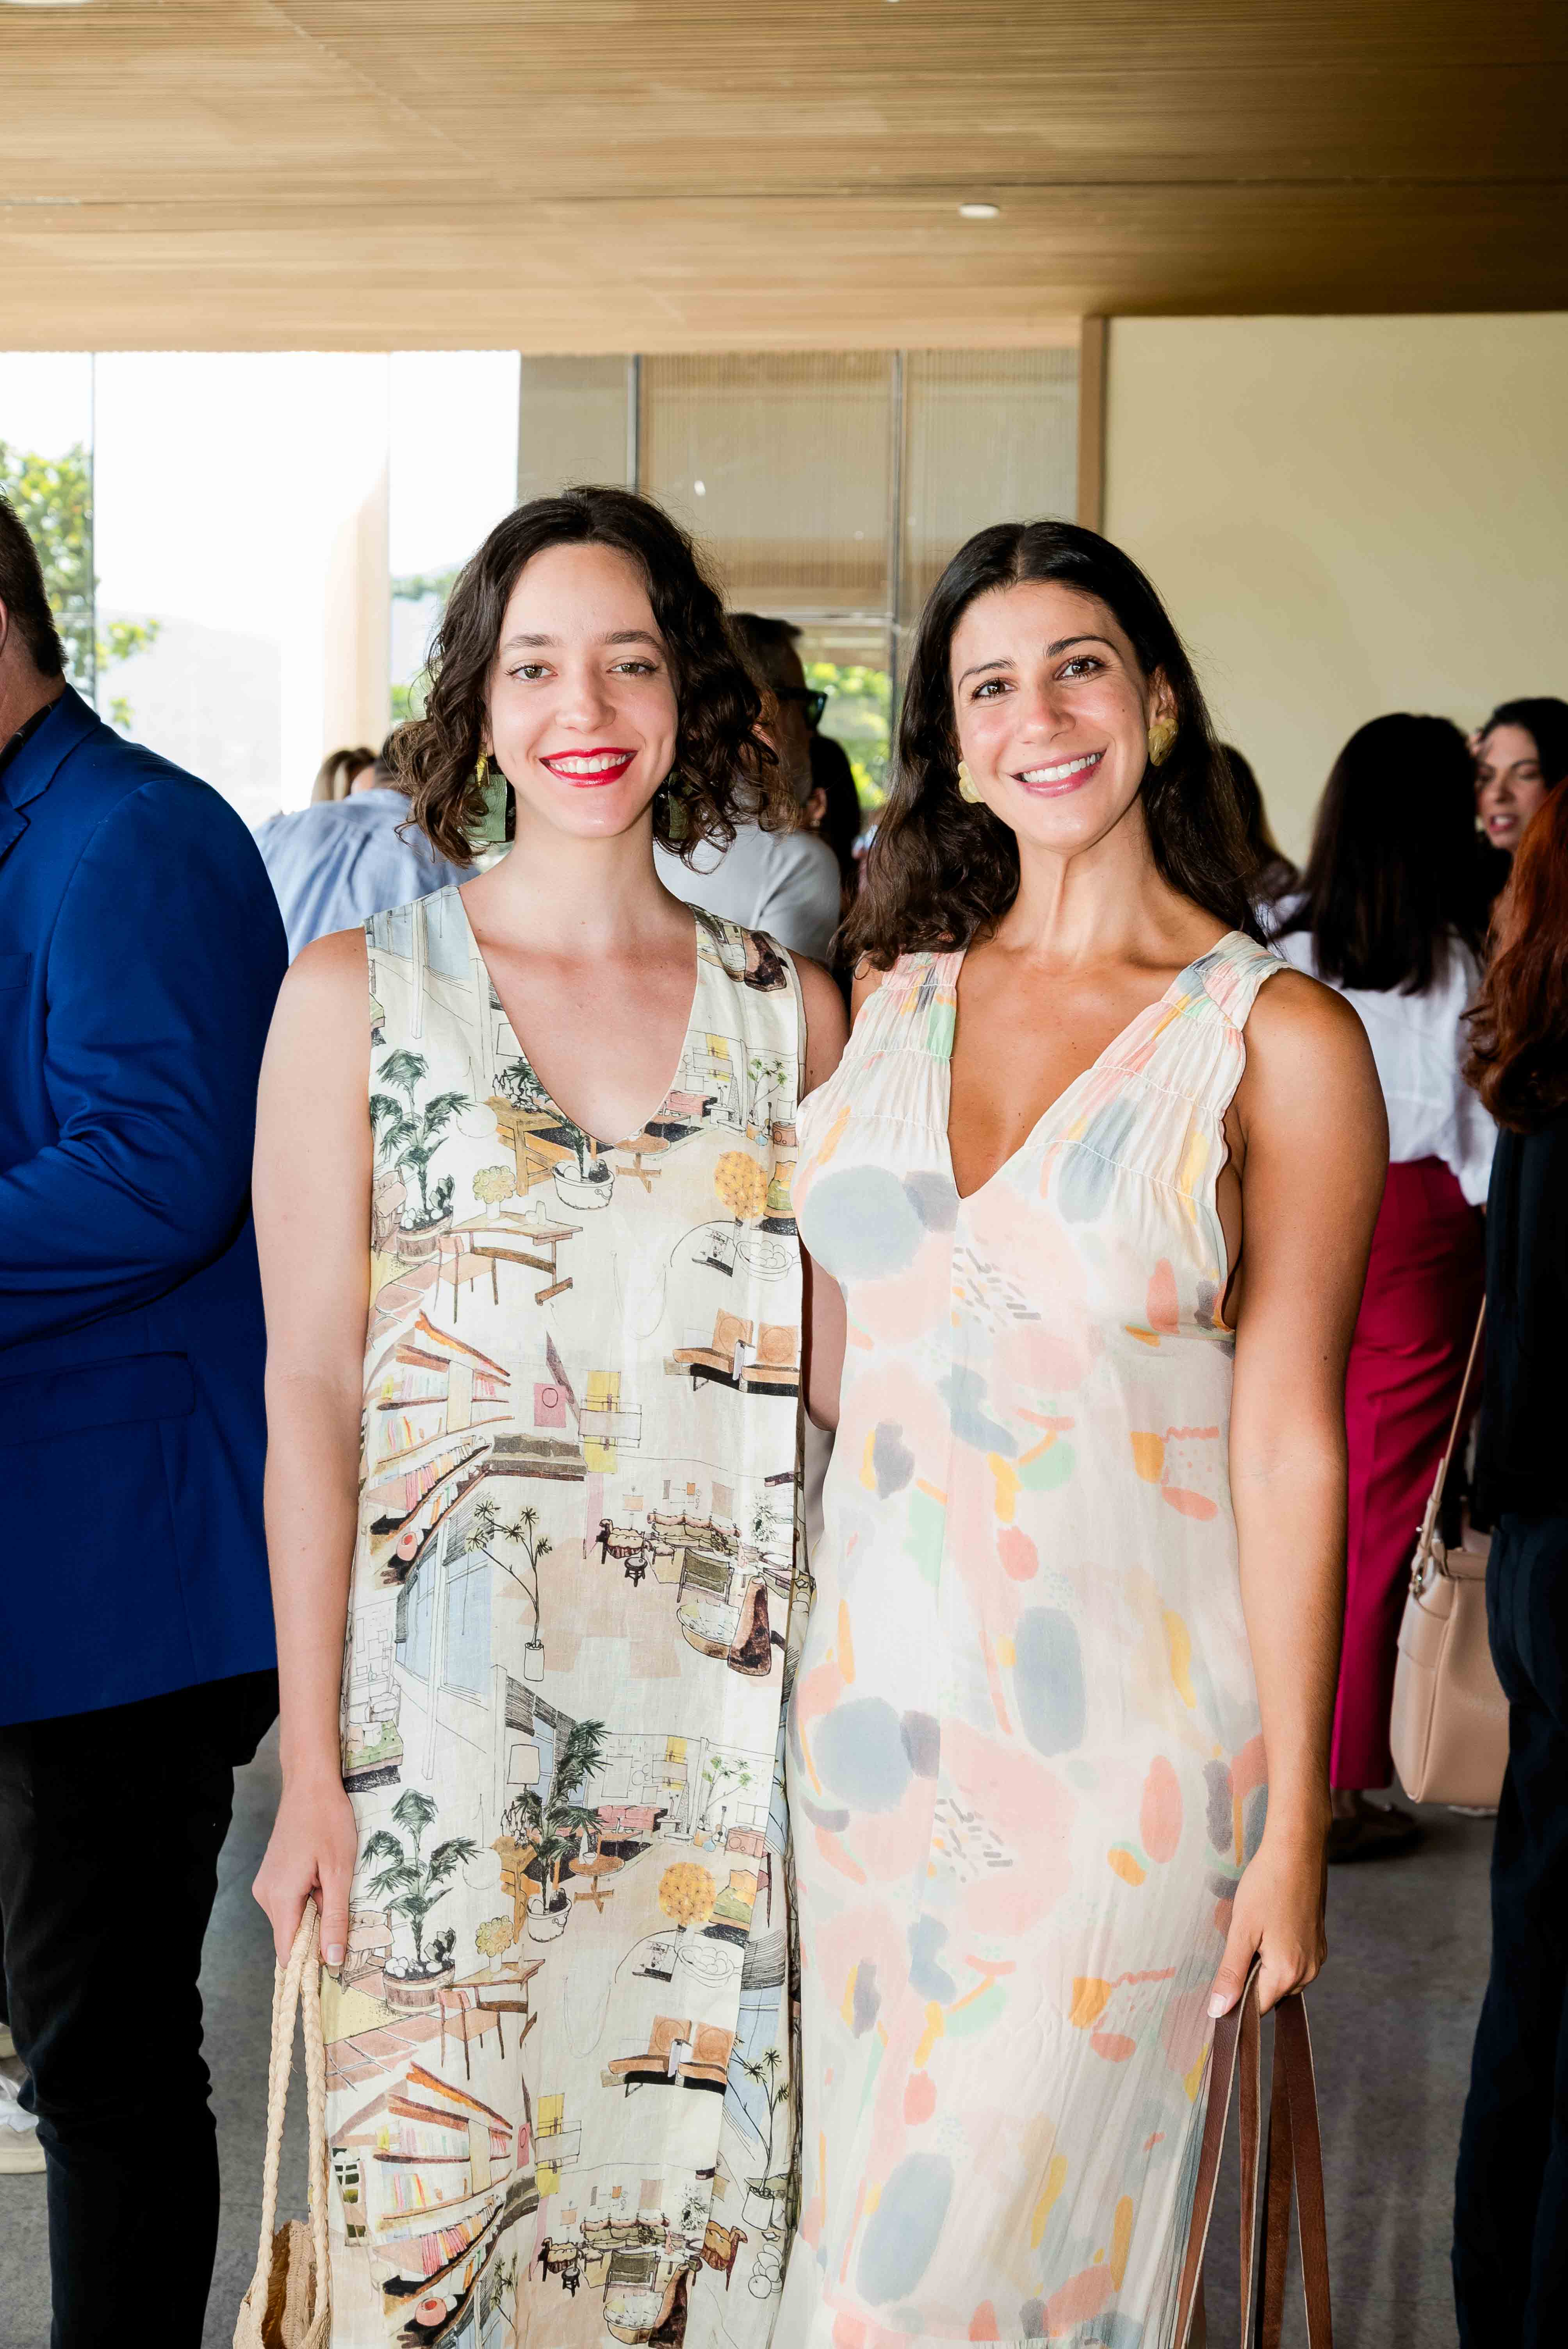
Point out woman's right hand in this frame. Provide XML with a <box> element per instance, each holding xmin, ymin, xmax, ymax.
<box><xmin>253</xmin><ymin>1769</ymin><xmax>359</xmax><ymax>1968</ymax></box>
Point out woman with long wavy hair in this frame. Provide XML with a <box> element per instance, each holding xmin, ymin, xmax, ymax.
<box><xmin>251</xmin><ymin>487</ymin><xmax>846</xmax><ymax>2343</ymax></box>
<box><xmin>782</xmin><ymin>520</ymin><xmax>1385</xmax><ymax>2341</ymax></box>
<box><xmin>1454</xmin><ymin>781</ymin><xmax>1568</xmax><ymax>2346</ymax></box>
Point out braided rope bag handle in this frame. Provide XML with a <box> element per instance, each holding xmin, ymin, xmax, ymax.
<box><xmin>233</xmin><ymin>1905</ymin><xmax>333</xmax><ymax>2349</ymax></box>
<box><xmin>1174</xmin><ymin>1960</ymin><xmax>1333</xmax><ymax>2349</ymax></box>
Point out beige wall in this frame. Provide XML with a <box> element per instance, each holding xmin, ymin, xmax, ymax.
<box><xmin>1104</xmin><ymin>314</ymin><xmax>1568</xmax><ymax>859</ymax></box>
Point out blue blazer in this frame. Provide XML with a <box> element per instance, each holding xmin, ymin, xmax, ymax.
<box><xmin>0</xmin><ymin>688</ymin><xmax>288</xmax><ymax>1724</ymax></box>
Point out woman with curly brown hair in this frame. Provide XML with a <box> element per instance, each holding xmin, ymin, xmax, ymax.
<box><xmin>251</xmin><ymin>487</ymin><xmax>845</xmax><ymax>2343</ymax></box>
<box><xmin>1454</xmin><ymin>780</ymin><xmax>1568</xmax><ymax>2348</ymax></box>
<box><xmin>782</xmin><ymin>520</ymin><xmax>1385</xmax><ymax>2341</ymax></box>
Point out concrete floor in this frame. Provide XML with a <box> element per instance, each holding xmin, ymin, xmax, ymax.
<box><xmin>0</xmin><ymin>1729</ymin><xmax>1494</xmax><ymax>2349</ymax></box>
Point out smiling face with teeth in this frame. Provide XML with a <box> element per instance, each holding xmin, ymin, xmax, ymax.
<box><xmin>948</xmin><ymin>578</ymin><xmax>1176</xmax><ymax>863</ymax></box>
<box><xmin>485</xmin><ymin>539</ymin><xmax>681</xmax><ymax>845</ymax></box>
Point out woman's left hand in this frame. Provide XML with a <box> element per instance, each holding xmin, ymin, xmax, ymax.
<box><xmin>1207</xmin><ymin>1819</ymin><xmax>1328</xmax><ymax>2018</ymax></box>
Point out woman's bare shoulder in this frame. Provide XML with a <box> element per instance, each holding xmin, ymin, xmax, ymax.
<box><xmin>265</xmin><ymin>925</ymin><xmax>371</xmax><ymax>1074</ymax></box>
<box><xmin>1240</xmin><ymin>964</ymin><xmax>1387</xmax><ymax>1157</ymax></box>
<box><xmin>790</xmin><ymin>952</ymin><xmax>850</xmax><ymax>1094</ymax></box>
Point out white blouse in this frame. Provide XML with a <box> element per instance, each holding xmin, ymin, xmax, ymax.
<box><xmin>1268</xmin><ymin>912</ymin><xmax>1496</xmax><ymax>1205</ymax></box>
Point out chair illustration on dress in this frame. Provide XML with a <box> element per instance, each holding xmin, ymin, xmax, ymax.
<box><xmin>669</xmin><ymin>1312</ymin><xmax>800</xmax><ymax>1399</ymax></box>
<box><xmin>604</xmin><ymin>2015</ymin><xmax>735</xmax><ymax>2096</ymax></box>
<box><xmin>603</xmin><ymin>2251</ymin><xmax>693</xmax><ymax>2346</ymax></box>
<box><xmin>699</xmin><ymin>2220</ymin><xmax>747</xmax><ymax>2288</ymax></box>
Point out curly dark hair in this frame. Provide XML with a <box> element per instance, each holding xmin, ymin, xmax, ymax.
<box><xmin>392</xmin><ymin>485</ymin><xmax>782</xmax><ymax>866</ymax></box>
<box><xmin>843</xmin><ymin>519</ymin><xmax>1258</xmax><ymax>968</ymax></box>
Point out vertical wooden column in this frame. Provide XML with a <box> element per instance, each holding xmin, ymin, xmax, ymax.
<box><xmin>1076</xmin><ymin>317</ymin><xmax>1108</xmax><ymax>533</ymax></box>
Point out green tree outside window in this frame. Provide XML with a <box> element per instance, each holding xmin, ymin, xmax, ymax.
<box><xmin>0</xmin><ymin>440</ymin><xmax>159</xmax><ymax>731</ymax></box>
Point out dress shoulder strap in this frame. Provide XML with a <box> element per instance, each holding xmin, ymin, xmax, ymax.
<box><xmin>698</xmin><ymin>917</ymin><xmax>805</xmax><ymax>1073</ymax></box>
<box><xmin>862</xmin><ymin>950</ymin><xmax>959</xmax><ymax>1057</ymax></box>
<box><xmin>1188</xmin><ymin>930</ymin><xmax>1286</xmax><ymax>1032</ymax></box>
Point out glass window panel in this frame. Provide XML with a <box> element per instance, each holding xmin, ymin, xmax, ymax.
<box><xmin>443</xmin><ymin>1551</ymin><xmax>491</xmax><ymax>1695</ymax></box>
<box><xmin>424</xmin><ymin>888</ymin><xmax>471</xmax><ymax>980</ymax></box>
<box><xmin>640</xmin><ymin>352</ymin><xmax>894</xmax><ymax>618</ymax></box>
<box><xmin>517</xmin><ymin>356</ymin><xmax>633</xmax><ymax>503</ymax></box>
<box><xmin>795</xmin><ymin>620</ymin><xmax>891</xmax><ymax>814</ymax></box>
<box><xmin>898</xmin><ymin>348</ymin><xmax>1080</xmax><ymax>624</ymax></box>
<box><xmin>92</xmin><ymin>353</ymin><xmax>391</xmax><ymax>823</ymax></box>
<box><xmin>390</xmin><ymin>351</ymin><xmax>522</xmax><ymax>722</ymax></box>
<box><xmin>0</xmin><ymin>354</ymin><xmax>96</xmax><ymax>699</ymax></box>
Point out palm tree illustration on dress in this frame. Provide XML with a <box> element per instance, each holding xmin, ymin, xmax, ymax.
<box><xmin>739</xmin><ymin>2046</ymin><xmax>790</xmax><ymax>2229</ymax></box>
<box><xmin>696</xmin><ymin>1752</ymin><xmax>754</xmax><ymax>1842</ymax></box>
<box><xmin>746</xmin><ymin>1053</ymin><xmax>789</xmax><ymax>1137</ymax></box>
<box><xmin>500</xmin><ymin>1718</ymin><xmax>609</xmax><ymax>1943</ymax></box>
<box><xmin>467</xmin><ymin>1495</ymin><xmax>551</xmax><ymax>1682</ymax></box>
<box><xmin>361</xmin><ymin>1788</ymin><xmax>479</xmax><ymax>2006</ymax></box>
<box><xmin>371</xmin><ymin>1048</ymin><xmax>470</xmax><ymax>1232</ymax></box>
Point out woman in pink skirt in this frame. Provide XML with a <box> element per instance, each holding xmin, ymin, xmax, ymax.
<box><xmin>1273</xmin><ymin>713</ymin><xmax>1495</xmax><ymax>1858</ymax></box>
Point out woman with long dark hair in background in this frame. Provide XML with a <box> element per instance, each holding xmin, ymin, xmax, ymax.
<box><xmin>1453</xmin><ymin>781</ymin><xmax>1568</xmax><ymax>2345</ymax></box>
<box><xmin>1274</xmin><ymin>715</ymin><xmax>1495</xmax><ymax>1858</ymax></box>
<box><xmin>782</xmin><ymin>520</ymin><xmax>1384</xmax><ymax>2340</ymax></box>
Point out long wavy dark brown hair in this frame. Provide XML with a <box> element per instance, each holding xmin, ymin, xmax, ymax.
<box><xmin>1465</xmin><ymin>780</ymin><xmax>1568</xmax><ymax>1130</ymax></box>
<box><xmin>392</xmin><ymin>486</ymin><xmax>781</xmax><ymax>866</ymax></box>
<box><xmin>844</xmin><ymin>520</ymin><xmax>1257</xmax><ymax>968</ymax></box>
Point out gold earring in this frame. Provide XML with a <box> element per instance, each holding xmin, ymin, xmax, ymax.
<box><xmin>956</xmin><ymin>760</ymin><xmax>984</xmax><ymax>804</ymax></box>
<box><xmin>1147</xmin><ymin>715</ymin><xmax>1178</xmax><ymax>768</ymax></box>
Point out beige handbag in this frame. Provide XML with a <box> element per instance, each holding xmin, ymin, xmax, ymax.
<box><xmin>234</xmin><ymin>1904</ymin><xmax>332</xmax><ymax>2349</ymax></box>
<box><xmin>1389</xmin><ymin>1306</ymin><xmax>1509</xmax><ymax>1809</ymax></box>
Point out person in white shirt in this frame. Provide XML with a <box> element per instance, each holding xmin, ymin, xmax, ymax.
<box><xmin>255</xmin><ymin>738</ymin><xmax>467</xmax><ymax>959</ymax></box>
<box><xmin>656</xmin><ymin>612</ymin><xmax>842</xmax><ymax>963</ymax></box>
<box><xmin>1270</xmin><ymin>713</ymin><xmax>1495</xmax><ymax>1861</ymax></box>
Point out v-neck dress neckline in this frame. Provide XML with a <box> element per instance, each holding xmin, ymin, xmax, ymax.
<box><xmin>939</xmin><ymin>932</ymin><xmax>1247</xmax><ymax>1209</ymax></box>
<box><xmin>452</xmin><ymin>885</ymin><xmax>705</xmax><ymax>1154</ymax></box>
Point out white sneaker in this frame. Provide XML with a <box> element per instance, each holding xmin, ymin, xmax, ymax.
<box><xmin>0</xmin><ymin>2071</ymin><xmax>44</xmax><ymax>2175</ymax></box>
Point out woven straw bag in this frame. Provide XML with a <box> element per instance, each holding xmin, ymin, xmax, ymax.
<box><xmin>233</xmin><ymin>1904</ymin><xmax>332</xmax><ymax>2349</ymax></box>
<box><xmin>1390</xmin><ymin>1306</ymin><xmax>1509</xmax><ymax>1808</ymax></box>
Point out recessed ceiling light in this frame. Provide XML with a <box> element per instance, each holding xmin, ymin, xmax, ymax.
<box><xmin>959</xmin><ymin>202</ymin><xmax>1001</xmax><ymax>221</ymax></box>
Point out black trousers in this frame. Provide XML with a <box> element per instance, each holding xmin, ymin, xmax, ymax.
<box><xmin>1454</xmin><ymin>1513</ymin><xmax>1568</xmax><ymax>2347</ymax></box>
<box><xmin>0</xmin><ymin>1670</ymin><xmax>278</xmax><ymax>2349</ymax></box>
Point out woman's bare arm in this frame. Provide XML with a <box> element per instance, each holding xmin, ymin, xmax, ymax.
<box><xmin>1212</xmin><ymin>970</ymin><xmax>1387</xmax><ymax>2015</ymax></box>
<box><xmin>250</xmin><ymin>928</ymin><xmax>374</xmax><ymax>1964</ymax></box>
<box><xmin>795</xmin><ymin>955</ymin><xmax>850</xmax><ymax>1432</ymax></box>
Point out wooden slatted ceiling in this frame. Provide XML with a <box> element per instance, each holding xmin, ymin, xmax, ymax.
<box><xmin>2</xmin><ymin>1</ymin><xmax>1565</xmax><ymax>349</ymax></box>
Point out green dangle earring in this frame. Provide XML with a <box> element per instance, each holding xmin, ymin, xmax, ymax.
<box><xmin>472</xmin><ymin>751</ymin><xmax>510</xmax><ymax>848</ymax></box>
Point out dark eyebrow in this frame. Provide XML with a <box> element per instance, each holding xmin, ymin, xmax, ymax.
<box><xmin>498</xmin><ymin>628</ymin><xmax>662</xmax><ymax>654</ymax></box>
<box><xmin>955</xmin><ymin>634</ymin><xmax>1114</xmax><ymax>687</ymax></box>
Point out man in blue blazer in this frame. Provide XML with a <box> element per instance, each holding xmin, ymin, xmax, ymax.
<box><xmin>0</xmin><ymin>501</ymin><xmax>288</xmax><ymax>2344</ymax></box>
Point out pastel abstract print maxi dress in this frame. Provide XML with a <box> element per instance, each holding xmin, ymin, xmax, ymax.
<box><xmin>325</xmin><ymin>890</ymin><xmax>810</xmax><ymax>2349</ymax></box>
<box><xmin>782</xmin><ymin>932</ymin><xmax>1284</xmax><ymax>2349</ymax></box>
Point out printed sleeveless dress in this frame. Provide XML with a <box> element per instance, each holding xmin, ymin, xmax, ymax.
<box><xmin>323</xmin><ymin>888</ymin><xmax>810</xmax><ymax>2348</ymax></box>
<box><xmin>783</xmin><ymin>932</ymin><xmax>1283</xmax><ymax>2349</ymax></box>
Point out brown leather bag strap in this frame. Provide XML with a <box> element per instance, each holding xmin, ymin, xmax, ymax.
<box><xmin>1260</xmin><ymin>1994</ymin><xmax>1333</xmax><ymax>2349</ymax></box>
<box><xmin>1417</xmin><ymin>1302</ymin><xmax>1487</xmax><ymax>1556</ymax></box>
<box><xmin>1175</xmin><ymin>1963</ymin><xmax>1333</xmax><ymax>2349</ymax></box>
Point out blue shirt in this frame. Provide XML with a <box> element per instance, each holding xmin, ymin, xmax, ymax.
<box><xmin>256</xmin><ymin>787</ymin><xmax>466</xmax><ymax>959</ymax></box>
